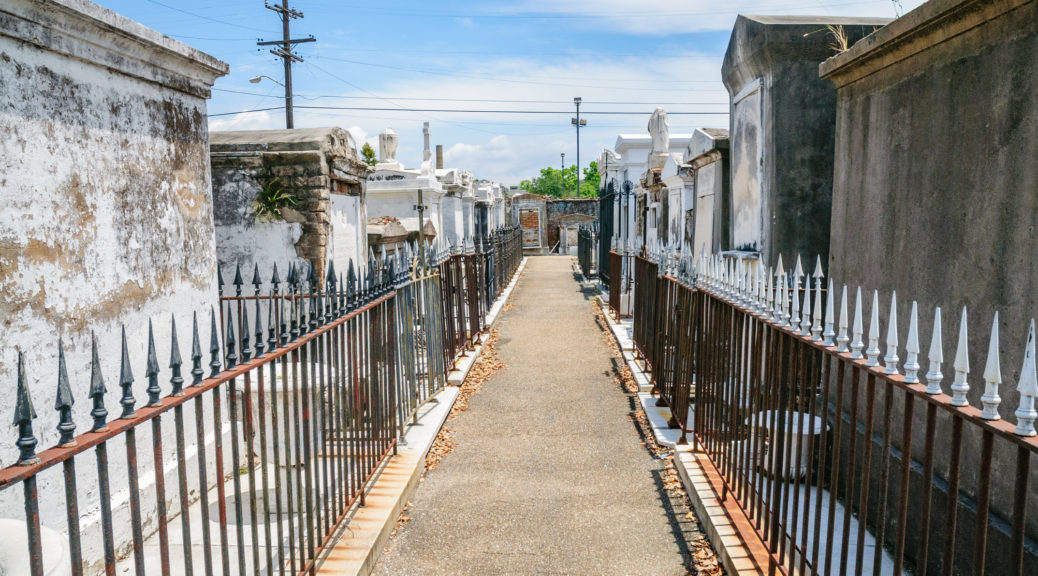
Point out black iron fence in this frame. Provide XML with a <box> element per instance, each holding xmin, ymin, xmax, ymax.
<box><xmin>1</xmin><ymin>231</ymin><xmax>524</xmax><ymax>576</ymax></box>
<box><xmin>577</xmin><ymin>225</ymin><xmax>596</xmax><ymax>280</ymax></box>
<box><xmin>437</xmin><ymin>227</ymin><xmax>522</xmax><ymax>368</ymax></box>
<box><xmin>598</xmin><ymin>190</ymin><xmax>614</xmax><ymax>285</ymax></box>
<box><xmin>632</xmin><ymin>251</ymin><xmax>1038</xmax><ymax>576</ymax></box>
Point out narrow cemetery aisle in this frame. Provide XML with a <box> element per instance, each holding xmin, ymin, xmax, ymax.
<box><xmin>374</xmin><ymin>256</ymin><xmax>700</xmax><ymax>576</ymax></box>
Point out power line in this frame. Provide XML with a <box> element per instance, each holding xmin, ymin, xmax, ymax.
<box><xmin>311</xmin><ymin>55</ymin><xmax>727</xmax><ymax>92</ymax></box>
<box><xmin>300</xmin><ymin>0</ymin><xmax>890</xmax><ymax>20</ymax></box>
<box><xmin>208</xmin><ymin>105</ymin><xmax>730</xmax><ymax>118</ymax></box>
<box><xmin>257</xmin><ymin>1</ymin><xmax>316</xmax><ymax>129</ymax></box>
<box><xmin>143</xmin><ymin>0</ymin><xmax>269</xmax><ymax>33</ymax></box>
<box><xmin>211</xmin><ymin>87</ymin><xmax>729</xmax><ymax>105</ymax></box>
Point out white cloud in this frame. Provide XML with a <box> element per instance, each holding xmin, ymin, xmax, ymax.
<box><xmin>208</xmin><ymin>110</ymin><xmax>277</xmax><ymax>132</ymax></box>
<box><xmin>507</xmin><ymin>0</ymin><xmax>924</xmax><ymax>35</ymax></box>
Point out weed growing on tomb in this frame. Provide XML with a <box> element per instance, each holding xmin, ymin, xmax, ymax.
<box><xmin>254</xmin><ymin>175</ymin><xmax>298</xmax><ymax>222</ymax></box>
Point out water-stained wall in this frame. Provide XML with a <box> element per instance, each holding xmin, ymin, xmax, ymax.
<box><xmin>0</xmin><ymin>0</ymin><xmax>227</xmax><ymax>570</ymax></box>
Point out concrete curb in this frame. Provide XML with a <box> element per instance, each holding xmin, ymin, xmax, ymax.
<box><xmin>674</xmin><ymin>450</ymin><xmax>769</xmax><ymax>575</ymax></box>
<box><xmin>317</xmin><ymin>259</ymin><xmax>527</xmax><ymax>576</ymax></box>
<box><xmin>591</xmin><ymin>281</ymin><xmax>768</xmax><ymax>575</ymax></box>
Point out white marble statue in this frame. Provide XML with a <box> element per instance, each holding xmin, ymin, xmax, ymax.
<box><xmin>648</xmin><ymin>107</ymin><xmax>670</xmax><ymax>156</ymax></box>
<box><xmin>379</xmin><ymin>128</ymin><xmax>398</xmax><ymax>163</ymax></box>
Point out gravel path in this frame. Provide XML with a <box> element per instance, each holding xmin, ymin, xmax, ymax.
<box><xmin>373</xmin><ymin>256</ymin><xmax>697</xmax><ymax>576</ymax></box>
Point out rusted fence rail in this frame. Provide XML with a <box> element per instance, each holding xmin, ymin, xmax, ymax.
<box><xmin>632</xmin><ymin>248</ymin><xmax>1037</xmax><ymax>575</ymax></box>
<box><xmin>437</xmin><ymin>227</ymin><xmax>522</xmax><ymax>368</ymax></box>
<box><xmin>1</xmin><ymin>229</ymin><xmax>524</xmax><ymax>576</ymax></box>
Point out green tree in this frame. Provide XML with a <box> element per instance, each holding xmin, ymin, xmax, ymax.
<box><xmin>519</xmin><ymin>160</ymin><xmax>600</xmax><ymax>198</ymax></box>
<box><xmin>360</xmin><ymin>142</ymin><xmax>377</xmax><ymax>166</ymax></box>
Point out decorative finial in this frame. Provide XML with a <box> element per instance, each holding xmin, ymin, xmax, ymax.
<box><xmin>884</xmin><ymin>292</ymin><xmax>899</xmax><ymax>375</ymax></box>
<box><xmin>950</xmin><ymin>307</ymin><xmax>970</xmax><ymax>407</ymax></box>
<box><xmin>13</xmin><ymin>352</ymin><xmax>39</xmax><ymax>465</ymax></box>
<box><xmin>55</xmin><ymin>340</ymin><xmax>76</xmax><ymax>447</ymax></box>
<box><xmin>925</xmin><ymin>307</ymin><xmax>944</xmax><ymax>394</ymax></box>
<box><xmin>1014</xmin><ymin>320</ymin><xmax>1037</xmax><ymax>436</ymax></box>
<box><xmin>980</xmin><ymin>312</ymin><xmax>1002</xmax><ymax>420</ymax></box>
<box><xmin>904</xmin><ymin>302</ymin><xmax>920</xmax><ymax>383</ymax></box>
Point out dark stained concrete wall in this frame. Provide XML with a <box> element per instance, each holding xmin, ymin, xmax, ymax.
<box><xmin>722</xmin><ymin>15</ymin><xmax>888</xmax><ymax>266</ymax></box>
<box><xmin>822</xmin><ymin>0</ymin><xmax>1038</xmax><ymax>571</ymax></box>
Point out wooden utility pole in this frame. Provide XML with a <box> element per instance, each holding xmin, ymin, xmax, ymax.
<box><xmin>258</xmin><ymin>1</ymin><xmax>315</xmax><ymax>129</ymax></box>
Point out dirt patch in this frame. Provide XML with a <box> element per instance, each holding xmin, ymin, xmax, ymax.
<box><xmin>426</xmin><ymin>328</ymin><xmax>504</xmax><ymax>471</ymax></box>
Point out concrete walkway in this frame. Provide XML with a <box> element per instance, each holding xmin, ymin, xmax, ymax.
<box><xmin>374</xmin><ymin>256</ymin><xmax>693</xmax><ymax>576</ymax></box>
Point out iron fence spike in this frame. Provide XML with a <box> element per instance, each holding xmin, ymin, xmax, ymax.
<box><xmin>800</xmin><ymin>279</ymin><xmax>812</xmax><ymax>335</ymax></box>
<box><xmin>254</xmin><ymin>297</ymin><xmax>264</xmax><ymax>358</ymax></box>
<box><xmin>904</xmin><ymin>302</ymin><xmax>921</xmax><ymax>383</ymax></box>
<box><xmin>925</xmin><ymin>307</ymin><xmax>945</xmax><ymax>394</ymax></box>
<box><xmin>866</xmin><ymin>290</ymin><xmax>881</xmax><ymax>366</ymax></box>
<box><xmin>209</xmin><ymin>306</ymin><xmax>222</xmax><ymax>377</ymax></box>
<box><xmin>271</xmin><ymin>262</ymin><xmax>281</xmax><ymax>285</ymax></box>
<box><xmin>145</xmin><ymin>320</ymin><xmax>161</xmax><ymax>406</ymax></box>
<box><xmin>1014</xmin><ymin>320</ymin><xmax>1037</xmax><ymax>436</ymax></box>
<box><xmin>251</xmin><ymin>262</ymin><xmax>262</xmax><ymax>288</ymax></box>
<box><xmin>225</xmin><ymin>304</ymin><xmax>238</xmax><ymax>369</ymax></box>
<box><xmin>813</xmin><ymin>255</ymin><xmax>824</xmax><ymax>278</ymax></box>
<box><xmin>190</xmin><ymin>311</ymin><xmax>204</xmax><ymax>386</ymax></box>
<box><xmin>850</xmin><ymin>287</ymin><xmax>865</xmax><ymax>359</ymax></box>
<box><xmin>169</xmin><ymin>316</ymin><xmax>184</xmax><ymax>396</ymax></box>
<box><xmin>55</xmin><ymin>339</ymin><xmax>76</xmax><ymax>446</ymax></box>
<box><xmin>233</xmin><ymin>262</ymin><xmax>243</xmax><ymax>287</ymax></box>
<box><xmin>119</xmin><ymin>325</ymin><xmax>136</xmax><ymax>418</ymax></box>
<box><xmin>240</xmin><ymin>301</ymin><xmax>251</xmax><ymax>362</ymax></box>
<box><xmin>822</xmin><ymin>278</ymin><xmax>835</xmax><ymax>345</ymax></box>
<box><xmin>14</xmin><ymin>351</ymin><xmax>39</xmax><ymax>465</ymax></box>
<box><xmin>884</xmin><ymin>292</ymin><xmax>900</xmax><ymax>374</ymax></box>
<box><xmin>950</xmin><ymin>307</ymin><xmax>970</xmax><ymax>407</ymax></box>
<box><xmin>89</xmin><ymin>333</ymin><xmax>108</xmax><ymax>431</ymax></box>
<box><xmin>980</xmin><ymin>312</ymin><xmax>1002</xmax><ymax>420</ymax></box>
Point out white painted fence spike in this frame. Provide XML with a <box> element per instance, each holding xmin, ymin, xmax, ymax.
<box><xmin>793</xmin><ymin>254</ymin><xmax>804</xmax><ymax>282</ymax></box>
<box><xmin>884</xmin><ymin>291</ymin><xmax>900</xmax><ymax>374</ymax></box>
<box><xmin>813</xmin><ymin>255</ymin><xmax>824</xmax><ymax>279</ymax></box>
<box><xmin>866</xmin><ymin>290</ymin><xmax>881</xmax><ymax>366</ymax></box>
<box><xmin>801</xmin><ymin>281</ymin><xmax>812</xmax><ymax>335</ymax></box>
<box><xmin>980</xmin><ymin>312</ymin><xmax>1002</xmax><ymax>420</ymax></box>
<box><xmin>836</xmin><ymin>284</ymin><xmax>849</xmax><ymax>351</ymax></box>
<box><xmin>791</xmin><ymin>269</ymin><xmax>802</xmax><ymax>333</ymax></box>
<box><xmin>823</xmin><ymin>278</ymin><xmax>836</xmax><ymax>346</ymax></box>
<box><xmin>1014</xmin><ymin>320</ymin><xmax>1038</xmax><ymax>436</ymax></box>
<box><xmin>925</xmin><ymin>307</ymin><xmax>944</xmax><ymax>394</ymax></box>
<box><xmin>811</xmin><ymin>277</ymin><xmax>823</xmax><ymax>341</ymax></box>
<box><xmin>904</xmin><ymin>301</ymin><xmax>921</xmax><ymax>383</ymax></box>
<box><xmin>765</xmin><ymin>271</ymin><xmax>774</xmax><ymax>320</ymax></box>
<box><xmin>781</xmin><ymin>273</ymin><xmax>791</xmax><ymax>327</ymax></box>
<box><xmin>775</xmin><ymin>254</ymin><xmax>785</xmax><ymax>279</ymax></box>
<box><xmin>950</xmin><ymin>307</ymin><xmax>970</xmax><ymax>407</ymax></box>
<box><xmin>850</xmin><ymin>287</ymin><xmax>864</xmax><ymax>358</ymax></box>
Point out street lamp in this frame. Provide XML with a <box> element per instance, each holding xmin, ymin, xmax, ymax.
<box><xmin>560</xmin><ymin>153</ymin><xmax>566</xmax><ymax>197</ymax></box>
<box><xmin>249</xmin><ymin>75</ymin><xmax>285</xmax><ymax>87</ymax></box>
<box><xmin>571</xmin><ymin>97</ymin><xmax>586</xmax><ymax>198</ymax></box>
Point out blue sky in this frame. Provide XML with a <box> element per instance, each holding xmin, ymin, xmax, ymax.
<box><xmin>100</xmin><ymin>0</ymin><xmax>923</xmax><ymax>184</ymax></box>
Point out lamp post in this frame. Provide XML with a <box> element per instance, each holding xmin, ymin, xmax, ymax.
<box><xmin>249</xmin><ymin>75</ymin><xmax>294</xmax><ymax>128</ymax></box>
<box><xmin>571</xmin><ymin>97</ymin><xmax>586</xmax><ymax>198</ymax></box>
<box><xmin>560</xmin><ymin>153</ymin><xmax>565</xmax><ymax>197</ymax></box>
